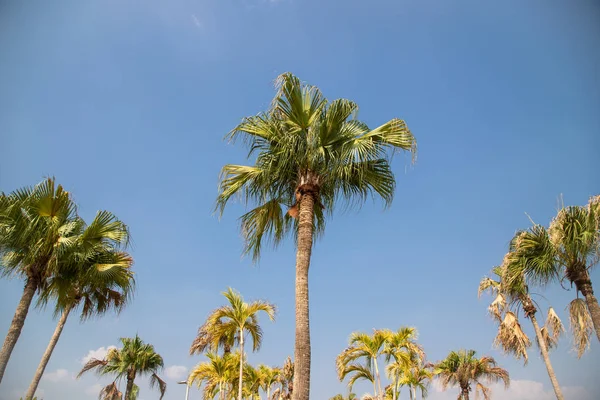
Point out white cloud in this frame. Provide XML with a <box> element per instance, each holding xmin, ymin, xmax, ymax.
<box><xmin>165</xmin><ymin>365</ymin><xmax>188</xmax><ymax>381</ymax></box>
<box><xmin>428</xmin><ymin>379</ymin><xmax>594</xmax><ymax>400</ymax></box>
<box><xmin>85</xmin><ymin>383</ymin><xmax>103</xmax><ymax>396</ymax></box>
<box><xmin>42</xmin><ymin>368</ymin><xmax>70</xmax><ymax>382</ymax></box>
<box><xmin>191</xmin><ymin>14</ymin><xmax>201</xmax><ymax>28</ymax></box>
<box><xmin>80</xmin><ymin>345</ymin><xmax>116</xmax><ymax>364</ymax></box>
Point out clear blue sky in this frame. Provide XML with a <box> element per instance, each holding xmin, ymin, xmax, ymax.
<box><xmin>1</xmin><ymin>0</ymin><xmax>599</xmax><ymax>399</ymax></box>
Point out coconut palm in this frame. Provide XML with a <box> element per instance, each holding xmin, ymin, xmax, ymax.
<box><xmin>24</xmin><ymin>215</ymin><xmax>133</xmax><ymax>399</ymax></box>
<box><xmin>0</xmin><ymin>178</ymin><xmax>81</xmax><ymax>383</ymax></box>
<box><xmin>433</xmin><ymin>349</ymin><xmax>509</xmax><ymax>400</ymax></box>
<box><xmin>383</xmin><ymin>327</ymin><xmax>423</xmax><ymax>400</ymax></box>
<box><xmin>216</xmin><ymin>73</ymin><xmax>416</xmax><ymax>400</ymax></box>
<box><xmin>511</xmin><ymin>197</ymin><xmax>600</xmax><ymax>341</ymax></box>
<box><xmin>272</xmin><ymin>356</ymin><xmax>294</xmax><ymax>400</ymax></box>
<box><xmin>480</xmin><ymin>251</ymin><xmax>564</xmax><ymax>400</ymax></box>
<box><xmin>78</xmin><ymin>335</ymin><xmax>166</xmax><ymax>400</ymax></box>
<box><xmin>189</xmin><ymin>352</ymin><xmax>240</xmax><ymax>400</ymax></box>
<box><xmin>337</xmin><ymin>330</ymin><xmax>392</xmax><ymax>399</ymax></box>
<box><xmin>200</xmin><ymin>288</ymin><xmax>275</xmax><ymax>400</ymax></box>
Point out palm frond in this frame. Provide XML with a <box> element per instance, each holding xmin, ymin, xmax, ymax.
<box><xmin>493</xmin><ymin>312</ymin><xmax>531</xmax><ymax>364</ymax></box>
<box><xmin>568</xmin><ymin>298</ymin><xmax>593</xmax><ymax>358</ymax></box>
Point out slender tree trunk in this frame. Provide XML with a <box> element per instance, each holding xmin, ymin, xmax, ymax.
<box><xmin>461</xmin><ymin>387</ymin><xmax>470</xmax><ymax>400</ymax></box>
<box><xmin>239</xmin><ymin>329</ymin><xmax>245</xmax><ymax>400</ymax></box>
<box><xmin>529</xmin><ymin>314</ymin><xmax>564</xmax><ymax>400</ymax></box>
<box><xmin>124</xmin><ymin>370</ymin><xmax>136</xmax><ymax>400</ymax></box>
<box><xmin>25</xmin><ymin>305</ymin><xmax>73</xmax><ymax>399</ymax></box>
<box><xmin>408</xmin><ymin>385</ymin><xmax>414</xmax><ymax>400</ymax></box>
<box><xmin>267</xmin><ymin>387</ymin><xmax>270</xmax><ymax>400</ymax></box>
<box><xmin>373</xmin><ymin>358</ymin><xmax>383</xmax><ymax>400</ymax></box>
<box><xmin>412</xmin><ymin>387</ymin><xmax>416</xmax><ymax>400</ymax></box>
<box><xmin>577</xmin><ymin>278</ymin><xmax>600</xmax><ymax>342</ymax></box>
<box><xmin>391</xmin><ymin>375</ymin><xmax>397</xmax><ymax>400</ymax></box>
<box><xmin>0</xmin><ymin>277</ymin><xmax>38</xmax><ymax>385</ymax></box>
<box><xmin>372</xmin><ymin>380</ymin><xmax>377</xmax><ymax>399</ymax></box>
<box><xmin>291</xmin><ymin>191</ymin><xmax>315</xmax><ymax>400</ymax></box>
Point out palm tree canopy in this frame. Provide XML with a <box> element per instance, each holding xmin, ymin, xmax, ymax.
<box><xmin>434</xmin><ymin>349</ymin><xmax>509</xmax><ymax>399</ymax></box>
<box><xmin>78</xmin><ymin>335</ymin><xmax>166</xmax><ymax>399</ymax></box>
<box><xmin>215</xmin><ymin>73</ymin><xmax>416</xmax><ymax>261</ymax></box>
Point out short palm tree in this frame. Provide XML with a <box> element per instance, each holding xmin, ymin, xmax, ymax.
<box><xmin>383</xmin><ymin>327</ymin><xmax>423</xmax><ymax>400</ymax></box>
<box><xmin>272</xmin><ymin>356</ymin><xmax>294</xmax><ymax>400</ymax></box>
<box><xmin>258</xmin><ymin>364</ymin><xmax>280</xmax><ymax>400</ymax></box>
<box><xmin>200</xmin><ymin>288</ymin><xmax>275</xmax><ymax>400</ymax></box>
<box><xmin>78</xmin><ymin>335</ymin><xmax>166</xmax><ymax>400</ymax></box>
<box><xmin>25</xmin><ymin>213</ymin><xmax>133</xmax><ymax>400</ymax></box>
<box><xmin>329</xmin><ymin>393</ymin><xmax>357</xmax><ymax>400</ymax></box>
<box><xmin>189</xmin><ymin>352</ymin><xmax>239</xmax><ymax>400</ymax></box>
<box><xmin>511</xmin><ymin>197</ymin><xmax>600</xmax><ymax>341</ymax></box>
<box><xmin>337</xmin><ymin>330</ymin><xmax>391</xmax><ymax>399</ymax></box>
<box><xmin>480</xmin><ymin>242</ymin><xmax>564</xmax><ymax>400</ymax></box>
<box><xmin>397</xmin><ymin>364</ymin><xmax>432</xmax><ymax>400</ymax></box>
<box><xmin>0</xmin><ymin>178</ymin><xmax>81</xmax><ymax>383</ymax></box>
<box><xmin>433</xmin><ymin>349</ymin><xmax>509</xmax><ymax>400</ymax></box>
<box><xmin>216</xmin><ymin>73</ymin><xmax>416</xmax><ymax>400</ymax></box>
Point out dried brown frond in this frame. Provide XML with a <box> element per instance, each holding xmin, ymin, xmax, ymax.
<box><xmin>488</xmin><ymin>294</ymin><xmax>506</xmax><ymax>322</ymax></box>
<box><xmin>535</xmin><ymin>327</ymin><xmax>558</xmax><ymax>353</ymax></box>
<box><xmin>493</xmin><ymin>312</ymin><xmax>531</xmax><ymax>364</ymax></box>
<box><xmin>545</xmin><ymin>307</ymin><xmax>565</xmax><ymax>342</ymax></box>
<box><xmin>568</xmin><ymin>299</ymin><xmax>593</xmax><ymax>358</ymax></box>
<box><xmin>99</xmin><ymin>382</ymin><xmax>122</xmax><ymax>400</ymax></box>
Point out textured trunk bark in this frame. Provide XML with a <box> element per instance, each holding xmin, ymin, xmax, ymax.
<box><xmin>578</xmin><ymin>279</ymin><xmax>600</xmax><ymax>342</ymax></box>
<box><xmin>529</xmin><ymin>314</ymin><xmax>564</xmax><ymax>400</ymax></box>
<box><xmin>461</xmin><ymin>387</ymin><xmax>470</xmax><ymax>400</ymax></box>
<box><xmin>25</xmin><ymin>305</ymin><xmax>73</xmax><ymax>399</ymax></box>
<box><xmin>124</xmin><ymin>371</ymin><xmax>136</xmax><ymax>400</ymax></box>
<box><xmin>0</xmin><ymin>277</ymin><xmax>38</xmax><ymax>385</ymax></box>
<box><xmin>239</xmin><ymin>330</ymin><xmax>244</xmax><ymax>400</ymax></box>
<box><xmin>291</xmin><ymin>192</ymin><xmax>314</xmax><ymax>400</ymax></box>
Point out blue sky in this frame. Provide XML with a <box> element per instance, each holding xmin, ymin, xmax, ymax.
<box><xmin>1</xmin><ymin>0</ymin><xmax>599</xmax><ymax>399</ymax></box>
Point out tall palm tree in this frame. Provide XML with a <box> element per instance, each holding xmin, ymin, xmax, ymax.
<box><xmin>383</xmin><ymin>327</ymin><xmax>423</xmax><ymax>400</ymax></box>
<box><xmin>189</xmin><ymin>352</ymin><xmax>239</xmax><ymax>400</ymax></box>
<box><xmin>216</xmin><ymin>73</ymin><xmax>416</xmax><ymax>400</ymax></box>
<box><xmin>24</xmin><ymin>212</ymin><xmax>133</xmax><ymax>400</ymax></box>
<box><xmin>511</xmin><ymin>197</ymin><xmax>600</xmax><ymax>341</ymax></box>
<box><xmin>201</xmin><ymin>288</ymin><xmax>275</xmax><ymax>400</ymax></box>
<box><xmin>337</xmin><ymin>330</ymin><xmax>391</xmax><ymax>399</ymax></box>
<box><xmin>480</xmin><ymin>249</ymin><xmax>564</xmax><ymax>400</ymax></box>
<box><xmin>433</xmin><ymin>350</ymin><xmax>509</xmax><ymax>400</ymax></box>
<box><xmin>78</xmin><ymin>335</ymin><xmax>166</xmax><ymax>400</ymax></box>
<box><xmin>0</xmin><ymin>178</ymin><xmax>81</xmax><ymax>383</ymax></box>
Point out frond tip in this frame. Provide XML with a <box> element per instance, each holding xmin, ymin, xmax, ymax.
<box><xmin>568</xmin><ymin>299</ymin><xmax>593</xmax><ymax>358</ymax></box>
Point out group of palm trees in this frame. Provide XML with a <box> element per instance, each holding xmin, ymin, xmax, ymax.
<box><xmin>331</xmin><ymin>328</ymin><xmax>508</xmax><ymax>400</ymax></box>
<box><xmin>0</xmin><ymin>178</ymin><xmax>136</xmax><ymax>399</ymax></box>
<box><xmin>477</xmin><ymin>195</ymin><xmax>600</xmax><ymax>400</ymax></box>
<box><xmin>1</xmin><ymin>72</ymin><xmax>598</xmax><ymax>400</ymax></box>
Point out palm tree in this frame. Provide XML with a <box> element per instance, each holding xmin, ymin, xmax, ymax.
<box><xmin>0</xmin><ymin>178</ymin><xmax>81</xmax><ymax>383</ymax></box>
<box><xmin>383</xmin><ymin>327</ymin><xmax>423</xmax><ymax>400</ymax></box>
<box><xmin>272</xmin><ymin>356</ymin><xmax>294</xmax><ymax>400</ymax></box>
<box><xmin>216</xmin><ymin>73</ymin><xmax>416</xmax><ymax>400</ymax></box>
<box><xmin>329</xmin><ymin>393</ymin><xmax>357</xmax><ymax>400</ymax></box>
<box><xmin>433</xmin><ymin>349</ymin><xmax>509</xmax><ymax>400</ymax></box>
<box><xmin>25</xmin><ymin>213</ymin><xmax>133</xmax><ymax>400</ymax></box>
<box><xmin>511</xmin><ymin>197</ymin><xmax>600</xmax><ymax>341</ymax></box>
<box><xmin>189</xmin><ymin>352</ymin><xmax>239</xmax><ymax>400</ymax></box>
<box><xmin>200</xmin><ymin>288</ymin><xmax>275</xmax><ymax>400</ymax></box>
<box><xmin>78</xmin><ymin>335</ymin><xmax>166</xmax><ymax>400</ymax></box>
<box><xmin>337</xmin><ymin>330</ymin><xmax>391</xmax><ymax>399</ymax></box>
<box><xmin>258</xmin><ymin>364</ymin><xmax>280</xmax><ymax>400</ymax></box>
<box><xmin>480</xmin><ymin>247</ymin><xmax>564</xmax><ymax>400</ymax></box>
<box><xmin>397</xmin><ymin>364</ymin><xmax>432</xmax><ymax>400</ymax></box>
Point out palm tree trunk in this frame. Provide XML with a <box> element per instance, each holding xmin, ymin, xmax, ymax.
<box><xmin>267</xmin><ymin>387</ymin><xmax>270</xmax><ymax>400</ymax></box>
<box><xmin>461</xmin><ymin>387</ymin><xmax>470</xmax><ymax>400</ymax></box>
<box><xmin>529</xmin><ymin>314</ymin><xmax>564</xmax><ymax>400</ymax></box>
<box><xmin>239</xmin><ymin>329</ymin><xmax>244</xmax><ymax>400</ymax></box>
<box><xmin>412</xmin><ymin>387</ymin><xmax>416</xmax><ymax>400</ymax></box>
<box><xmin>124</xmin><ymin>371</ymin><xmax>136</xmax><ymax>400</ymax></box>
<box><xmin>24</xmin><ymin>305</ymin><xmax>73</xmax><ymax>399</ymax></box>
<box><xmin>291</xmin><ymin>191</ymin><xmax>315</xmax><ymax>400</ymax></box>
<box><xmin>0</xmin><ymin>277</ymin><xmax>38</xmax><ymax>385</ymax></box>
<box><xmin>577</xmin><ymin>279</ymin><xmax>600</xmax><ymax>342</ymax></box>
<box><xmin>408</xmin><ymin>385</ymin><xmax>414</xmax><ymax>400</ymax></box>
<box><xmin>391</xmin><ymin>376</ymin><xmax>397</xmax><ymax>400</ymax></box>
<box><xmin>373</xmin><ymin>358</ymin><xmax>383</xmax><ymax>400</ymax></box>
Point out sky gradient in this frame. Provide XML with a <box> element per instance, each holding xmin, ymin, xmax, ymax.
<box><xmin>1</xmin><ymin>0</ymin><xmax>599</xmax><ymax>399</ymax></box>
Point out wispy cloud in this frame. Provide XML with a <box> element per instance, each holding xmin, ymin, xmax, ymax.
<box><xmin>165</xmin><ymin>365</ymin><xmax>188</xmax><ymax>380</ymax></box>
<box><xmin>85</xmin><ymin>383</ymin><xmax>103</xmax><ymax>396</ymax></box>
<box><xmin>191</xmin><ymin>14</ymin><xmax>201</xmax><ymax>28</ymax></box>
<box><xmin>80</xmin><ymin>345</ymin><xmax>116</xmax><ymax>365</ymax></box>
<box><xmin>43</xmin><ymin>368</ymin><xmax>70</xmax><ymax>383</ymax></box>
